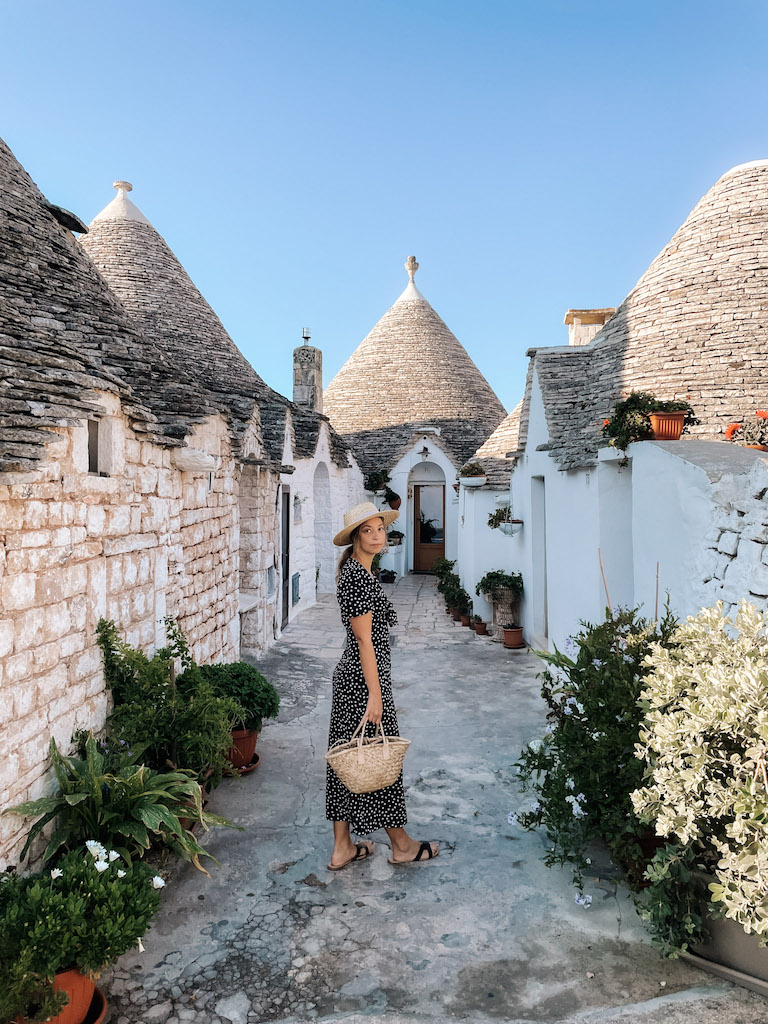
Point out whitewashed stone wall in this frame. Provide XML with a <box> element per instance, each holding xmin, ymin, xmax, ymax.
<box><xmin>0</xmin><ymin>400</ymin><xmax>242</xmax><ymax>868</ymax></box>
<box><xmin>239</xmin><ymin>462</ymin><xmax>280</xmax><ymax>651</ymax></box>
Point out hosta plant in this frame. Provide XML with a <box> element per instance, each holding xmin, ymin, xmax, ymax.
<box><xmin>4</xmin><ymin>734</ymin><xmax>230</xmax><ymax>873</ymax></box>
<box><xmin>632</xmin><ymin>600</ymin><xmax>768</xmax><ymax>945</ymax></box>
<box><xmin>513</xmin><ymin>606</ymin><xmax>678</xmax><ymax>885</ymax></box>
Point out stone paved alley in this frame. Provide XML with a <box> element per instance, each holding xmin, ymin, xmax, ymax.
<box><xmin>104</xmin><ymin>575</ymin><xmax>768</xmax><ymax>1024</ymax></box>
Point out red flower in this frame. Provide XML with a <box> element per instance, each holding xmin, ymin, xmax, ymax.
<box><xmin>757</xmin><ymin>410</ymin><xmax>768</xmax><ymax>420</ymax></box>
<box><xmin>724</xmin><ymin>423</ymin><xmax>741</xmax><ymax>440</ymax></box>
<box><xmin>603</xmin><ymin>419</ymin><xmax>610</xmax><ymax>427</ymax></box>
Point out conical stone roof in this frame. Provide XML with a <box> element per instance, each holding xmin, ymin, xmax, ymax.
<box><xmin>80</xmin><ymin>183</ymin><xmax>350</xmax><ymax>467</ymax></box>
<box><xmin>323</xmin><ymin>257</ymin><xmax>506</xmax><ymax>471</ymax></box>
<box><xmin>0</xmin><ymin>140</ymin><xmax>212</xmax><ymax>470</ymax></box>
<box><xmin>525</xmin><ymin>160</ymin><xmax>768</xmax><ymax>469</ymax></box>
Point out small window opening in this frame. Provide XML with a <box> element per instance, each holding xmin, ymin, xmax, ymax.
<box><xmin>208</xmin><ymin>471</ymin><xmax>214</xmax><ymax>492</ymax></box>
<box><xmin>267</xmin><ymin>566</ymin><xmax>276</xmax><ymax>596</ymax></box>
<box><xmin>87</xmin><ymin>420</ymin><xmax>100</xmax><ymax>475</ymax></box>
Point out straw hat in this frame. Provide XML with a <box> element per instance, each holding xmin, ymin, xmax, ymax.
<box><xmin>333</xmin><ymin>501</ymin><xmax>399</xmax><ymax>546</ymax></box>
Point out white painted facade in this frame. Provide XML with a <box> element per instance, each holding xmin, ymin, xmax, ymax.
<box><xmin>457</xmin><ymin>368</ymin><xmax>768</xmax><ymax>653</ymax></box>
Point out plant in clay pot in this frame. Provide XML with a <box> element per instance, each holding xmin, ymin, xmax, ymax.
<box><xmin>196</xmin><ymin>662</ymin><xmax>280</xmax><ymax>771</ymax></box>
<box><xmin>364</xmin><ymin>469</ymin><xmax>391</xmax><ymax>493</ymax></box>
<box><xmin>601</xmin><ymin>391</ymin><xmax>696</xmax><ymax>452</ymax></box>
<box><xmin>0</xmin><ymin>844</ymin><xmax>161</xmax><ymax>1024</ymax></box>
<box><xmin>723</xmin><ymin>411</ymin><xmax>768</xmax><ymax>450</ymax></box>
<box><xmin>471</xmin><ymin>614</ymin><xmax>488</xmax><ymax>635</ymax></box>
<box><xmin>501</xmin><ymin>623</ymin><xmax>525</xmax><ymax>648</ymax></box>
<box><xmin>384</xmin><ymin>486</ymin><xmax>402</xmax><ymax>510</ymax></box>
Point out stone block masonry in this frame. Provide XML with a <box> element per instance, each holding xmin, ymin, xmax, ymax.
<box><xmin>0</xmin><ymin>408</ymin><xmax>249</xmax><ymax>868</ymax></box>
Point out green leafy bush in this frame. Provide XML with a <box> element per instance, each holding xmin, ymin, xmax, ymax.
<box><xmin>3</xmin><ymin>734</ymin><xmax>227</xmax><ymax>872</ymax></box>
<box><xmin>633</xmin><ymin>601</ymin><xmax>768</xmax><ymax>946</ymax></box>
<box><xmin>0</xmin><ymin>959</ymin><xmax>66</xmax><ymax>1024</ymax></box>
<box><xmin>195</xmin><ymin>663</ymin><xmax>280</xmax><ymax>732</ymax></box>
<box><xmin>364</xmin><ymin>469</ymin><xmax>390</xmax><ymax>492</ymax></box>
<box><xmin>488</xmin><ymin>506</ymin><xmax>515</xmax><ymax>529</ymax></box>
<box><xmin>98</xmin><ymin>619</ymin><xmax>243</xmax><ymax>788</ymax></box>
<box><xmin>0</xmin><ymin>844</ymin><xmax>160</xmax><ymax>984</ymax></box>
<box><xmin>476</xmin><ymin>569</ymin><xmax>523</xmax><ymax>601</ymax></box>
<box><xmin>513</xmin><ymin>607</ymin><xmax>678</xmax><ymax>886</ymax></box>
<box><xmin>458</xmin><ymin>461</ymin><xmax>486</xmax><ymax>477</ymax></box>
<box><xmin>601</xmin><ymin>391</ymin><xmax>696</xmax><ymax>452</ymax></box>
<box><xmin>432</xmin><ymin>557</ymin><xmax>456</xmax><ymax>580</ymax></box>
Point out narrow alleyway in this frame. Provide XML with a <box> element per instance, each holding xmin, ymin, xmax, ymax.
<box><xmin>105</xmin><ymin>575</ymin><xmax>767</xmax><ymax>1024</ymax></box>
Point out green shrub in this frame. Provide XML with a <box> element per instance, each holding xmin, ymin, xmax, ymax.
<box><xmin>601</xmin><ymin>391</ymin><xmax>696</xmax><ymax>452</ymax></box>
<box><xmin>97</xmin><ymin>619</ymin><xmax>244</xmax><ymax>788</ymax></box>
<box><xmin>633</xmin><ymin>601</ymin><xmax>768</xmax><ymax>947</ymax></box>
<box><xmin>458</xmin><ymin>461</ymin><xmax>486</xmax><ymax>477</ymax></box>
<box><xmin>195</xmin><ymin>663</ymin><xmax>280</xmax><ymax>732</ymax></box>
<box><xmin>513</xmin><ymin>607</ymin><xmax>678</xmax><ymax>887</ymax></box>
<box><xmin>0</xmin><ymin>845</ymin><xmax>160</xmax><ymax>984</ymax></box>
<box><xmin>364</xmin><ymin>469</ymin><xmax>390</xmax><ymax>492</ymax></box>
<box><xmin>432</xmin><ymin>557</ymin><xmax>456</xmax><ymax>580</ymax></box>
<box><xmin>3</xmin><ymin>734</ymin><xmax>229</xmax><ymax>873</ymax></box>
<box><xmin>476</xmin><ymin>569</ymin><xmax>523</xmax><ymax>601</ymax></box>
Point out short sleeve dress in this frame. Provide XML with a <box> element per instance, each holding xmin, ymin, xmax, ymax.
<box><xmin>325</xmin><ymin>557</ymin><xmax>408</xmax><ymax>834</ymax></box>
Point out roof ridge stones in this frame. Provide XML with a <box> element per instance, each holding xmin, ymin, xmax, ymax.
<box><xmin>80</xmin><ymin>183</ymin><xmax>350</xmax><ymax>467</ymax></box>
<box><xmin>323</xmin><ymin>257</ymin><xmax>506</xmax><ymax>471</ymax></box>
<box><xmin>524</xmin><ymin>161</ymin><xmax>768</xmax><ymax>470</ymax></box>
<box><xmin>0</xmin><ymin>139</ymin><xmax>213</xmax><ymax>471</ymax></box>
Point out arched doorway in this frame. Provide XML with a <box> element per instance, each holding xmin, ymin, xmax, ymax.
<box><xmin>313</xmin><ymin>462</ymin><xmax>334</xmax><ymax>593</ymax></box>
<box><xmin>408</xmin><ymin>461</ymin><xmax>446</xmax><ymax>572</ymax></box>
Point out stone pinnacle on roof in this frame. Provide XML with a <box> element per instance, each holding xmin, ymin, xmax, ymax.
<box><xmin>323</xmin><ymin>256</ymin><xmax>506</xmax><ymax>470</ymax></box>
<box><xmin>91</xmin><ymin>179</ymin><xmax>152</xmax><ymax>226</ymax></box>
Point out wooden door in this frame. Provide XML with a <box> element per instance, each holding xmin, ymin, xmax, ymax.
<box><xmin>413</xmin><ymin>484</ymin><xmax>445</xmax><ymax>572</ymax></box>
<box><xmin>281</xmin><ymin>489</ymin><xmax>290</xmax><ymax>627</ymax></box>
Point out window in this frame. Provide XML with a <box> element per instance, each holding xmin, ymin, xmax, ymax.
<box><xmin>87</xmin><ymin>420</ymin><xmax>100</xmax><ymax>475</ymax></box>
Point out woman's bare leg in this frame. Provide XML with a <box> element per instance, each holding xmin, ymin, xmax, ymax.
<box><xmin>330</xmin><ymin>821</ymin><xmax>373</xmax><ymax>868</ymax></box>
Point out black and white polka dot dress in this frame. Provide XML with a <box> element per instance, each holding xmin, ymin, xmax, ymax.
<box><xmin>325</xmin><ymin>557</ymin><xmax>407</xmax><ymax>834</ymax></box>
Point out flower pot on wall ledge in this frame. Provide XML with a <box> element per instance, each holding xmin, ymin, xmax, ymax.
<box><xmin>499</xmin><ymin>520</ymin><xmax>524</xmax><ymax>536</ymax></box>
<box><xmin>649</xmin><ymin>410</ymin><xmax>686</xmax><ymax>441</ymax></box>
<box><xmin>460</xmin><ymin>476</ymin><xmax>486</xmax><ymax>488</ymax></box>
<box><xmin>746</xmin><ymin>444</ymin><xmax>768</xmax><ymax>452</ymax></box>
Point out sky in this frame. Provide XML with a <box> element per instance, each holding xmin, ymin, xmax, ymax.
<box><xmin>3</xmin><ymin>0</ymin><xmax>768</xmax><ymax>413</ymax></box>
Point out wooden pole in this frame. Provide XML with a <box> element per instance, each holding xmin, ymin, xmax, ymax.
<box><xmin>598</xmin><ymin>548</ymin><xmax>612</xmax><ymax>611</ymax></box>
<box><xmin>655</xmin><ymin>561</ymin><xmax>660</xmax><ymax>624</ymax></box>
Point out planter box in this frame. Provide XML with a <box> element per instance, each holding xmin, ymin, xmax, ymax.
<box><xmin>684</xmin><ymin>913</ymin><xmax>768</xmax><ymax>998</ymax></box>
<box><xmin>460</xmin><ymin>476</ymin><xmax>486</xmax><ymax>488</ymax></box>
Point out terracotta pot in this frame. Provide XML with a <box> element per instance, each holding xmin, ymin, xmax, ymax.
<box><xmin>451</xmin><ymin>609</ymin><xmax>462</xmax><ymax>622</ymax></box>
<box><xmin>503</xmin><ymin>627</ymin><xmax>525</xmax><ymax>649</ymax></box>
<box><xmin>473</xmin><ymin>621</ymin><xmax>488</xmax><ymax>635</ymax></box>
<box><xmin>178</xmin><ymin>784</ymin><xmax>208</xmax><ymax>832</ymax></box>
<box><xmin>228</xmin><ymin>727</ymin><xmax>258</xmax><ymax>769</ymax></box>
<box><xmin>649</xmin><ymin>410</ymin><xmax>686</xmax><ymax>441</ymax></box>
<box><xmin>460</xmin><ymin>614</ymin><xmax>471</xmax><ymax>626</ymax></box>
<box><xmin>51</xmin><ymin>968</ymin><xmax>96</xmax><ymax>1024</ymax></box>
<box><xmin>388</xmin><ymin>497</ymin><xmax>402</xmax><ymax>510</ymax></box>
<box><xmin>746</xmin><ymin>444</ymin><xmax>768</xmax><ymax>451</ymax></box>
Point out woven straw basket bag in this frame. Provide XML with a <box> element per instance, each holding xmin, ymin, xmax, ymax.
<box><xmin>326</xmin><ymin>716</ymin><xmax>410</xmax><ymax>794</ymax></box>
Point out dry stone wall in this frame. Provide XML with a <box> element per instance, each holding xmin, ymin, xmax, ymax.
<box><xmin>0</xmin><ymin>404</ymin><xmax>243</xmax><ymax>868</ymax></box>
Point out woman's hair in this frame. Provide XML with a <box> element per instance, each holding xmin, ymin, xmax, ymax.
<box><xmin>336</xmin><ymin>518</ymin><xmax>388</xmax><ymax>580</ymax></box>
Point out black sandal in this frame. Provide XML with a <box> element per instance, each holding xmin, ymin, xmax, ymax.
<box><xmin>388</xmin><ymin>840</ymin><xmax>439</xmax><ymax>865</ymax></box>
<box><xmin>328</xmin><ymin>841</ymin><xmax>374</xmax><ymax>871</ymax></box>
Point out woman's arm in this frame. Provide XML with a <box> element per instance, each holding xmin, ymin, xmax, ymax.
<box><xmin>350</xmin><ymin>611</ymin><xmax>383</xmax><ymax>725</ymax></box>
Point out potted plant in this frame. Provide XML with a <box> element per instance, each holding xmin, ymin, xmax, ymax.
<box><xmin>453</xmin><ymin>587</ymin><xmax>472</xmax><ymax>624</ymax></box>
<box><xmin>724</xmin><ymin>411</ymin><xmax>768</xmax><ymax>451</ymax></box>
<box><xmin>97</xmin><ymin>619</ymin><xmax>244</xmax><ymax>790</ymax></box>
<box><xmin>364</xmin><ymin>469</ymin><xmax>391</xmax><ymax>494</ymax></box>
<box><xmin>384</xmin><ymin>486</ymin><xmax>402</xmax><ymax>510</ymax></box>
<box><xmin>471</xmin><ymin>614</ymin><xmax>488</xmax><ymax>636</ymax></box>
<box><xmin>3</xmin><ymin>734</ymin><xmax>230</xmax><ymax>874</ymax></box>
<box><xmin>632</xmin><ymin>601</ymin><xmax>768</xmax><ymax>978</ymax></box>
<box><xmin>488</xmin><ymin>505</ymin><xmax>524</xmax><ymax>536</ymax></box>
<box><xmin>458</xmin><ymin>461</ymin><xmax>487</xmax><ymax>487</ymax></box>
<box><xmin>601</xmin><ymin>391</ymin><xmax>697</xmax><ymax>451</ymax></box>
<box><xmin>476</xmin><ymin>569</ymin><xmax>524</xmax><ymax>625</ymax></box>
<box><xmin>195</xmin><ymin>663</ymin><xmax>280</xmax><ymax>772</ymax></box>
<box><xmin>501</xmin><ymin>623</ymin><xmax>525</xmax><ymax>648</ymax></box>
<box><xmin>380</xmin><ymin>568</ymin><xmax>397</xmax><ymax>584</ymax></box>
<box><xmin>387</xmin><ymin>529</ymin><xmax>405</xmax><ymax>547</ymax></box>
<box><xmin>0</xmin><ymin>844</ymin><xmax>161</xmax><ymax>1024</ymax></box>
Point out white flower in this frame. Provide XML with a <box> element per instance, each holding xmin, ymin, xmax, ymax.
<box><xmin>151</xmin><ymin>875</ymin><xmax>165</xmax><ymax>889</ymax></box>
<box><xmin>528</xmin><ymin>739</ymin><xmax>542</xmax><ymax>753</ymax></box>
<box><xmin>507</xmin><ymin>811</ymin><xmax>519</xmax><ymax>826</ymax></box>
<box><xmin>137</xmin><ymin>937</ymin><xmax>145</xmax><ymax>953</ymax></box>
<box><xmin>575</xmin><ymin>893</ymin><xmax>593</xmax><ymax>908</ymax></box>
<box><xmin>85</xmin><ymin>840</ymin><xmax>107</xmax><ymax>860</ymax></box>
<box><xmin>94</xmin><ymin>860</ymin><xmax>109</xmax><ymax>873</ymax></box>
<box><xmin>108</xmin><ymin>850</ymin><xmax>120</xmax><ymax>862</ymax></box>
<box><xmin>585</xmin><ymin>857</ymin><xmax>592</xmax><ymax>865</ymax></box>
<box><xmin>529</xmin><ymin>801</ymin><xmax>540</xmax><ymax>813</ymax></box>
<box><xmin>50</xmin><ymin>868</ymin><xmax>63</xmax><ymax>880</ymax></box>
<box><xmin>566</xmin><ymin>777</ymin><xmax>574</xmax><ymax>790</ymax></box>
<box><xmin>563</xmin><ymin>705</ymin><xmax>573</xmax><ymax>716</ymax></box>
<box><xmin>117</xmin><ymin>869</ymin><xmax>126</xmax><ymax>878</ymax></box>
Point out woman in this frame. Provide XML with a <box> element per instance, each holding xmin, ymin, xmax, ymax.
<box><xmin>326</xmin><ymin>500</ymin><xmax>439</xmax><ymax>869</ymax></box>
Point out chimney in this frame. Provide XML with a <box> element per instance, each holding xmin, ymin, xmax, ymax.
<box><xmin>293</xmin><ymin>328</ymin><xmax>323</xmax><ymax>413</ymax></box>
<box><xmin>563</xmin><ymin>308</ymin><xmax>616</xmax><ymax>347</ymax></box>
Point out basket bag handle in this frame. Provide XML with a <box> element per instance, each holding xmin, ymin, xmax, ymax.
<box><xmin>350</xmin><ymin>715</ymin><xmax>390</xmax><ymax>764</ymax></box>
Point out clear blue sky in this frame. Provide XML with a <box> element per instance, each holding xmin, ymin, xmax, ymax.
<box><xmin>3</xmin><ymin>0</ymin><xmax>768</xmax><ymax>412</ymax></box>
